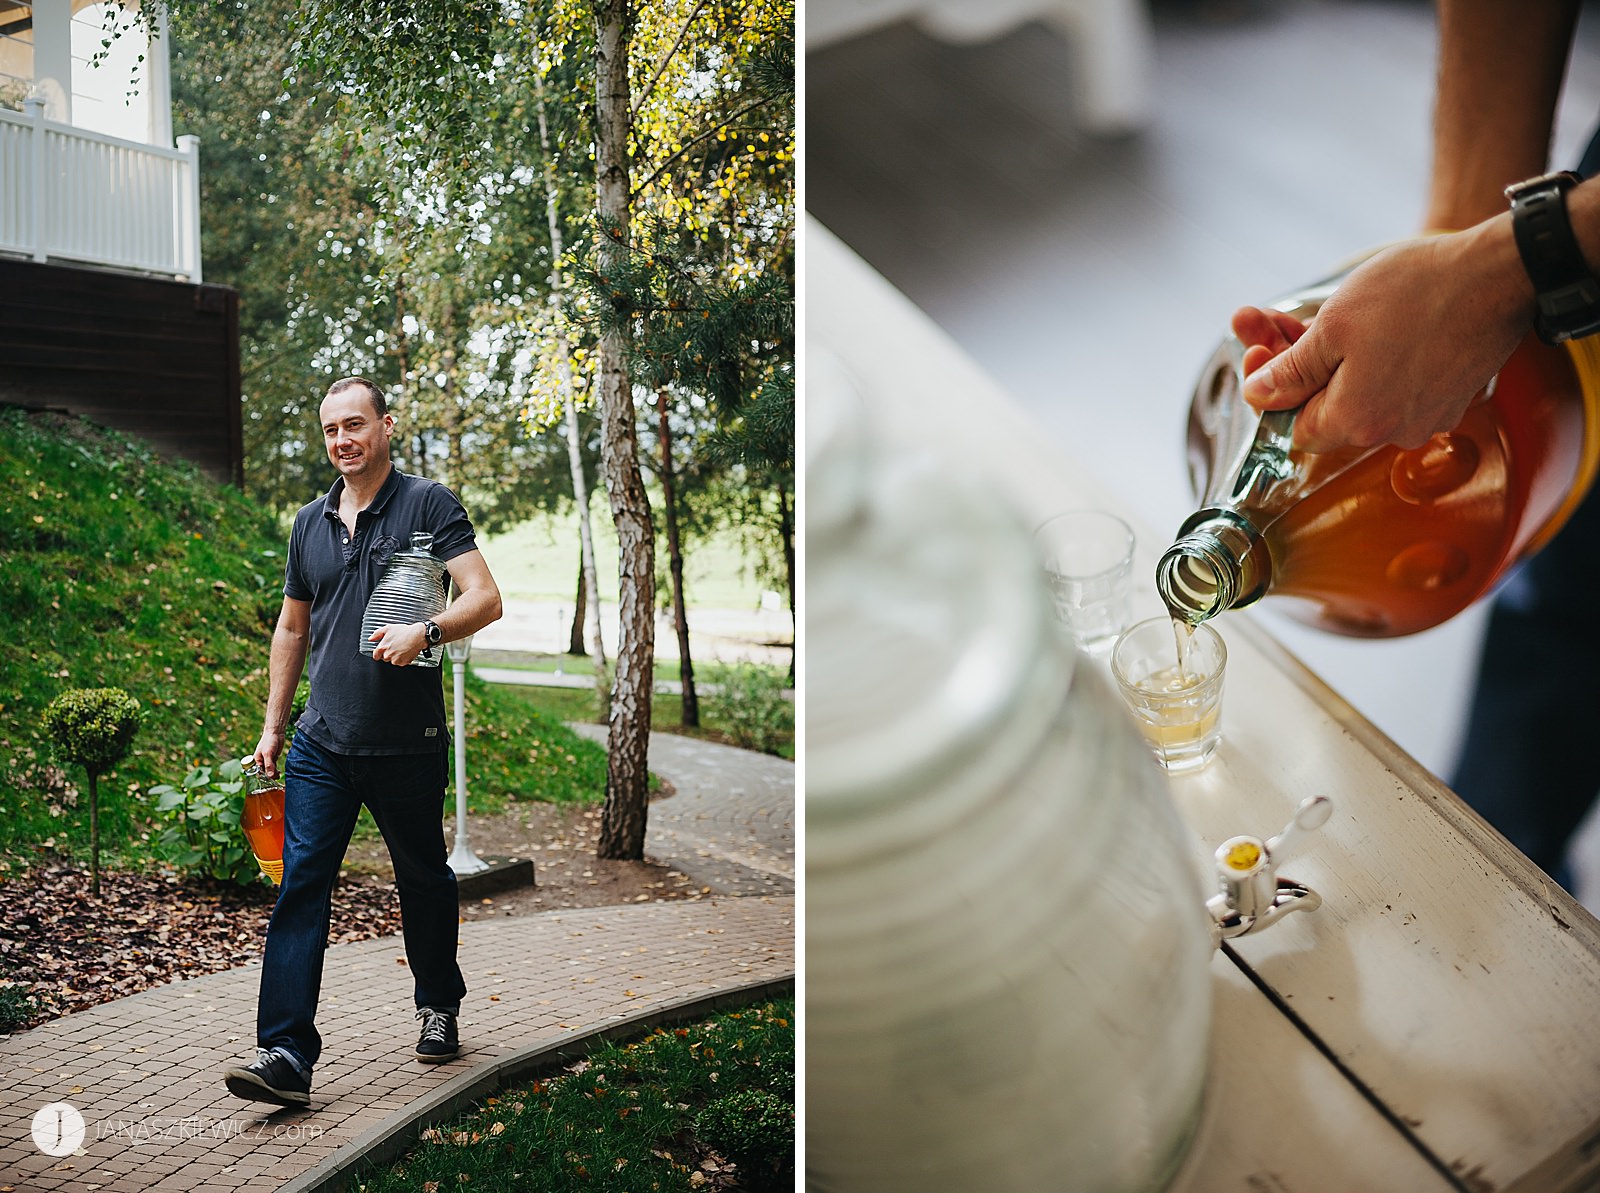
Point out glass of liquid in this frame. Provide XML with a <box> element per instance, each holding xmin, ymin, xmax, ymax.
<box><xmin>1111</xmin><ymin>617</ymin><xmax>1227</xmax><ymax>772</ymax></box>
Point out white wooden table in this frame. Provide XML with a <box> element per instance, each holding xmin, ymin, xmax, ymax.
<box><xmin>808</xmin><ymin>216</ymin><xmax>1600</xmax><ymax>1192</ymax></box>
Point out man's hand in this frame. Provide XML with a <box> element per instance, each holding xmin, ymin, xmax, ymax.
<box><xmin>369</xmin><ymin>621</ymin><xmax>431</xmax><ymax>667</ymax></box>
<box><xmin>1234</xmin><ymin>229</ymin><xmax>1532</xmax><ymax>454</ymax></box>
<box><xmin>252</xmin><ymin>730</ymin><xmax>285</xmax><ymax>780</ymax></box>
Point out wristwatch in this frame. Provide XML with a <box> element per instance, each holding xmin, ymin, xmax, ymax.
<box><xmin>1504</xmin><ymin>170</ymin><xmax>1600</xmax><ymax>344</ymax></box>
<box><xmin>423</xmin><ymin>620</ymin><xmax>443</xmax><ymax>646</ymax></box>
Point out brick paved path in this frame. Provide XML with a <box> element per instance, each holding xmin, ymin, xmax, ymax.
<box><xmin>569</xmin><ymin>727</ymin><xmax>796</xmax><ymax>896</ymax></box>
<box><xmin>1</xmin><ymin>896</ymin><xmax>794</xmax><ymax>1191</ymax></box>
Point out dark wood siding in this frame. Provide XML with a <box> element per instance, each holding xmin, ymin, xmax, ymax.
<box><xmin>0</xmin><ymin>256</ymin><xmax>242</xmax><ymax>487</ymax></box>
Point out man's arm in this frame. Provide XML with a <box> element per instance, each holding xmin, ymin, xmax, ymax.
<box><xmin>254</xmin><ymin>596</ymin><xmax>311</xmax><ymax>777</ymax></box>
<box><xmin>439</xmin><ymin>549</ymin><xmax>503</xmax><ymax>641</ymax></box>
<box><xmin>1427</xmin><ymin>0</ymin><xmax>1580</xmax><ymax>230</ymax></box>
<box><xmin>1231</xmin><ymin>1</ymin><xmax>1599</xmax><ymax>453</ymax></box>
<box><xmin>367</xmin><ymin>549</ymin><xmax>504</xmax><ymax>666</ymax></box>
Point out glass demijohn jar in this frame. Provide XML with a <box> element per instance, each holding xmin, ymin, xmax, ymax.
<box><xmin>807</xmin><ymin>382</ymin><xmax>1214</xmax><ymax>1193</ymax></box>
<box><xmin>359</xmin><ymin>531</ymin><xmax>448</xmax><ymax>667</ymax></box>
<box><xmin>1157</xmin><ymin>259</ymin><xmax>1600</xmax><ymax>637</ymax></box>
<box><xmin>239</xmin><ymin>757</ymin><xmax>285</xmax><ymax>885</ymax></box>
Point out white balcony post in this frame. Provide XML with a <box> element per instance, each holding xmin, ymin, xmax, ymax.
<box><xmin>23</xmin><ymin>96</ymin><xmax>46</xmax><ymax>262</ymax></box>
<box><xmin>146</xmin><ymin>3</ymin><xmax>175</xmax><ymax>149</ymax></box>
<box><xmin>31</xmin><ymin>0</ymin><xmax>72</xmax><ymax>125</ymax></box>
<box><xmin>176</xmin><ymin>133</ymin><xmax>202</xmax><ymax>282</ymax></box>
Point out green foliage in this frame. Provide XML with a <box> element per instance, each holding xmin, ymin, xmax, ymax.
<box><xmin>700</xmin><ymin>663</ymin><xmax>793</xmax><ymax>757</ymax></box>
<box><xmin>148</xmin><ymin>759</ymin><xmax>259</xmax><ymax>886</ymax></box>
<box><xmin>694</xmin><ymin>1089</ymin><xmax>796</xmax><ymax>1189</ymax></box>
<box><xmin>0</xmin><ymin>979</ymin><xmax>37</xmax><ymax>1033</ymax></box>
<box><xmin>353</xmin><ymin>996</ymin><xmax>795</xmax><ymax>1192</ymax></box>
<box><xmin>38</xmin><ymin>686</ymin><xmax>143</xmax><ymax>894</ymax></box>
<box><xmin>40</xmin><ymin>689</ymin><xmax>142</xmax><ymax>777</ymax></box>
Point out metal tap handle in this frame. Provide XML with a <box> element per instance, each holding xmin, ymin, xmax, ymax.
<box><xmin>1209</xmin><ymin>795</ymin><xmax>1333</xmax><ymax>945</ymax></box>
<box><xmin>1266</xmin><ymin>794</ymin><xmax>1333</xmax><ymax>859</ymax></box>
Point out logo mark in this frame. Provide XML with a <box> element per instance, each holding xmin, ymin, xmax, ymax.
<box><xmin>32</xmin><ymin>1101</ymin><xmax>86</xmax><ymax>1157</ymax></box>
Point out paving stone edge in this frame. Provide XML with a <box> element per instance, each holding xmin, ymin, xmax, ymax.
<box><xmin>280</xmin><ymin>974</ymin><xmax>796</xmax><ymax>1193</ymax></box>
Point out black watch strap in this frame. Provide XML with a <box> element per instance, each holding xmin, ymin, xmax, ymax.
<box><xmin>1505</xmin><ymin>170</ymin><xmax>1600</xmax><ymax>344</ymax></box>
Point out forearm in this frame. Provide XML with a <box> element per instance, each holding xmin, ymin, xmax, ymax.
<box><xmin>1426</xmin><ymin>0</ymin><xmax>1580</xmax><ymax>229</ymax></box>
<box><xmin>262</xmin><ymin>620</ymin><xmax>308</xmax><ymax>737</ymax></box>
<box><xmin>436</xmin><ymin>585</ymin><xmax>503</xmax><ymax>642</ymax></box>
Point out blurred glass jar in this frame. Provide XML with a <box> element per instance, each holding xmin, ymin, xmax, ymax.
<box><xmin>807</xmin><ymin>362</ymin><xmax>1214</xmax><ymax>1193</ymax></box>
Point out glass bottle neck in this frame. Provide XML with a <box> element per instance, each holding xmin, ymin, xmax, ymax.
<box><xmin>1156</xmin><ymin>511</ymin><xmax>1262</xmax><ymax>624</ymax></box>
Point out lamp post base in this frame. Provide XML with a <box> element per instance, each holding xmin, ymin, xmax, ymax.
<box><xmin>451</xmin><ymin>854</ymin><xmax>537</xmax><ymax>900</ymax></box>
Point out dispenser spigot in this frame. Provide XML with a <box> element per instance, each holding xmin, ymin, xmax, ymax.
<box><xmin>1208</xmin><ymin>795</ymin><xmax>1332</xmax><ymax>946</ymax></box>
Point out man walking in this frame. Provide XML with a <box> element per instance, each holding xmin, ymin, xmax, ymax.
<box><xmin>224</xmin><ymin>376</ymin><xmax>503</xmax><ymax>1106</ymax></box>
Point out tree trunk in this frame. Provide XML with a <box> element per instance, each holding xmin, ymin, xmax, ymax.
<box><xmin>88</xmin><ymin>770</ymin><xmax>101</xmax><ymax>898</ymax></box>
<box><xmin>657</xmin><ymin>387</ymin><xmax>698</xmax><ymax>727</ymax></box>
<box><xmin>535</xmin><ymin>60</ymin><xmax>610</xmax><ymax>708</ymax></box>
<box><xmin>569</xmin><ymin>553</ymin><xmax>587</xmax><ymax>656</ymax></box>
<box><xmin>777</xmin><ymin>474</ymin><xmax>796</xmax><ymax>683</ymax></box>
<box><xmin>592</xmin><ymin>0</ymin><xmax>654</xmax><ymax>861</ymax></box>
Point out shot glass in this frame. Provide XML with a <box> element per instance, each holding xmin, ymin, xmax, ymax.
<box><xmin>1033</xmin><ymin>510</ymin><xmax>1135</xmax><ymax>654</ymax></box>
<box><xmin>1111</xmin><ymin>617</ymin><xmax>1227</xmax><ymax>773</ymax></box>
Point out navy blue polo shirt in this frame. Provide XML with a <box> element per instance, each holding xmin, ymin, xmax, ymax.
<box><xmin>283</xmin><ymin>465</ymin><xmax>478</xmax><ymax>755</ymax></box>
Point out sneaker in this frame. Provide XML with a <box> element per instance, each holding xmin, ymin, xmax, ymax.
<box><xmin>415</xmin><ymin>1006</ymin><xmax>460</xmax><ymax>1062</ymax></box>
<box><xmin>224</xmin><ymin>1048</ymin><xmax>311</xmax><ymax>1106</ymax></box>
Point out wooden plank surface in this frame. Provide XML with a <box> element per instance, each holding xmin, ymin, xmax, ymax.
<box><xmin>808</xmin><ymin>218</ymin><xmax>1600</xmax><ymax>1191</ymax></box>
<box><xmin>1169</xmin><ymin>953</ymin><xmax>1454</xmax><ymax>1193</ymax></box>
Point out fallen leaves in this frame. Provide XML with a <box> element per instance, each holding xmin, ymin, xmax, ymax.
<box><xmin>0</xmin><ymin>864</ymin><xmax>403</xmax><ymax>1030</ymax></box>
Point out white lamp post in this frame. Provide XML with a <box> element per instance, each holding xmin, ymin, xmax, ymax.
<box><xmin>445</xmin><ymin>633</ymin><xmax>489</xmax><ymax>876</ymax></box>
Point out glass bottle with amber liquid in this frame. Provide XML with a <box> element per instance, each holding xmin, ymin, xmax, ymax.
<box><xmin>1158</xmin><ymin>260</ymin><xmax>1600</xmax><ymax>636</ymax></box>
<box><xmin>240</xmin><ymin>757</ymin><xmax>285</xmax><ymax>884</ymax></box>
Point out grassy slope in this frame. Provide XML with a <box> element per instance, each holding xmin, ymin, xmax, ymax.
<box><xmin>0</xmin><ymin>408</ymin><xmax>606</xmax><ymax>867</ymax></box>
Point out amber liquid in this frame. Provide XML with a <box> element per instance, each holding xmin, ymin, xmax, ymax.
<box><xmin>242</xmin><ymin>784</ymin><xmax>285</xmax><ymax>873</ymax></box>
<box><xmin>1198</xmin><ymin>334</ymin><xmax>1587</xmax><ymax>637</ymax></box>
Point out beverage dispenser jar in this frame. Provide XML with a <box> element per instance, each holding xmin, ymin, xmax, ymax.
<box><xmin>808</xmin><ymin>391</ymin><xmax>1215</xmax><ymax>1192</ymax></box>
<box><xmin>240</xmin><ymin>757</ymin><xmax>285</xmax><ymax>885</ymax></box>
<box><xmin>360</xmin><ymin>531</ymin><xmax>448</xmax><ymax>667</ymax></box>
<box><xmin>1157</xmin><ymin>258</ymin><xmax>1600</xmax><ymax>636</ymax></box>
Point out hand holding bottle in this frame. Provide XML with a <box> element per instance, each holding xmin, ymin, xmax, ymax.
<box><xmin>252</xmin><ymin>730</ymin><xmax>285</xmax><ymax>781</ymax></box>
<box><xmin>1234</xmin><ymin>227</ymin><xmax>1533</xmax><ymax>453</ymax></box>
<box><xmin>368</xmin><ymin>620</ymin><xmax>432</xmax><ymax>667</ymax></box>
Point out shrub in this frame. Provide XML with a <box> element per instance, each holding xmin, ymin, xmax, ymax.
<box><xmin>0</xmin><ymin>979</ymin><xmax>37</xmax><ymax>1033</ymax></box>
<box><xmin>693</xmin><ymin>1088</ymin><xmax>794</xmax><ymax>1189</ymax></box>
<box><xmin>39</xmin><ymin>688</ymin><xmax>141</xmax><ymax>896</ymax></box>
<box><xmin>700</xmin><ymin>662</ymin><xmax>792</xmax><ymax>756</ymax></box>
<box><xmin>149</xmin><ymin>759</ymin><xmax>260</xmax><ymax>886</ymax></box>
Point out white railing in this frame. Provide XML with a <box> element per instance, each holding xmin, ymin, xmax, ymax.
<box><xmin>0</xmin><ymin>97</ymin><xmax>201</xmax><ymax>282</ymax></box>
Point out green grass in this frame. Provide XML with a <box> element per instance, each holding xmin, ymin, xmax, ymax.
<box><xmin>481</xmin><ymin>508</ymin><xmax>771</xmax><ymax>609</ymax></box>
<box><xmin>353</xmin><ymin>996</ymin><xmax>795</xmax><ymax>1193</ymax></box>
<box><xmin>492</xmin><ymin>659</ymin><xmax>795</xmax><ymax>761</ymax></box>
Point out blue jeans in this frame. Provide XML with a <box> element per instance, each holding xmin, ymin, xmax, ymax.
<box><xmin>1446</xmin><ymin>130</ymin><xmax>1600</xmax><ymax>891</ymax></box>
<box><xmin>257</xmin><ymin>732</ymin><xmax>465</xmax><ymax>1070</ymax></box>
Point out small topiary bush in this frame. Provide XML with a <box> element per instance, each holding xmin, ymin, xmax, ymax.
<box><xmin>693</xmin><ymin>1088</ymin><xmax>795</xmax><ymax>1190</ymax></box>
<box><xmin>39</xmin><ymin>688</ymin><xmax>141</xmax><ymax>896</ymax></box>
